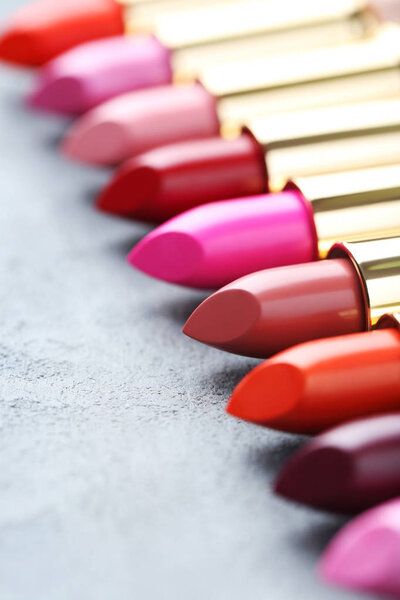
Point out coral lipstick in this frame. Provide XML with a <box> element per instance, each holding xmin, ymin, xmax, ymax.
<box><xmin>63</xmin><ymin>26</ymin><xmax>400</xmax><ymax>165</ymax></box>
<box><xmin>275</xmin><ymin>409</ymin><xmax>400</xmax><ymax>511</ymax></box>
<box><xmin>0</xmin><ymin>0</ymin><xmax>125</xmax><ymax>66</ymax></box>
<box><xmin>129</xmin><ymin>163</ymin><xmax>400</xmax><ymax>288</ymax></box>
<box><xmin>183</xmin><ymin>237</ymin><xmax>400</xmax><ymax>357</ymax></box>
<box><xmin>319</xmin><ymin>498</ymin><xmax>400</xmax><ymax>596</ymax></box>
<box><xmin>99</xmin><ymin>97</ymin><xmax>400</xmax><ymax>220</ymax></box>
<box><xmin>28</xmin><ymin>0</ymin><xmax>381</xmax><ymax>114</ymax></box>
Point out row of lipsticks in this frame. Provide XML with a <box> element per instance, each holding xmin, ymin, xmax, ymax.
<box><xmin>2</xmin><ymin>0</ymin><xmax>400</xmax><ymax>596</ymax></box>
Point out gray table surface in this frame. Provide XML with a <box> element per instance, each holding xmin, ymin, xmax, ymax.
<box><xmin>0</xmin><ymin>2</ymin><xmax>382</xmax><ymax>599</ymax></box>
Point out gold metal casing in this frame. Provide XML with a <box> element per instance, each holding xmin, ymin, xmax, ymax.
<box><xmin>245</xmin><ymin>97</ymin><xmax>400</xmax><ymax>186</ymax></box>
<box><xmin>127</xmin><ymin>0</ymin><xmax>372</xmax><ymax>48</ymax></box>
<box><xmin>287</xmin><ymin>165</ymin><xmax>400</xmax><ymax>256</ymax></box>
<box><xmin>328</xmin><ymin>237</ymin><xmax>400</xmax><ymax>326</ymax></box>
<box><xmin>202</xmin><ymin>24</ymin><xmax>400</xmax><ymax>99</ymax></box>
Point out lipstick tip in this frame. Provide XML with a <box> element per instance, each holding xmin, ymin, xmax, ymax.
<box><xmin>62</xmin><ymin>119</ymin><xmax>128</xmax><ymax>165</ymax></box>
<box><xmin>0</xmin><ymin>30</ymin><xmax>35</xmax><ymax>66</ymax></box>
<box><xmin>226</xmin><ymin>362</ymin><xmax>302</xmax><ymax>424</ymax></box>
<box><xmin>274</xmin><ymin>446</ymin><xmax>353</xmax><ymax>509</ymax></box>
<box><xmin>97</xmin><ymin>163</ymin><xmax>160</xmax><ymax>216</ymax></box>
<box><xmin>319</xmin><ymin>521</ymin><xmax>399</xmax><ymax>595</ymax></box>
<box><xmin>128</xmin><ymin>231</ymin><xmax>204</xmax><ymax>284</ymax></box>
<box><xmin>28</xmin><ymin>75</ymin><xmax>86</xmax><ymax>114</ymax></box>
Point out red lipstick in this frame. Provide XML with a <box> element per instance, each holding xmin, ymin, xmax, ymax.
<box><xmin>0</xmin><ymin>0</ymin><xmax>124</xmax><ymax>67</ymax></box>
<box><xmin>183</xmin><ymin>237</ymin><xmax>400</xmax><ymax>358</ymax></box>
<box><xmin>98</xmin><ymin>97</ymin><xmax>400</xmax><ymax>219</ymax></box>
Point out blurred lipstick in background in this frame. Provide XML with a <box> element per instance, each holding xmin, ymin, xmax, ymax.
<box><xmin>227</xmin><ymin>314</ymin><xmax>400</xmax><ymax>435</ymax></box>
<box><xmin>101</xmin><ymin>96</ymin><xmax>400</xmax><ymax>222</ymax></box>
<box><xmin>61</xmin><ymin>25</ymin><xmax>400</xmax><ymax>165</ymax></box>
<box><xmin>26</xmin><ymin>0</ymin><xmax>400</xmax><ymax>114</ymax></box>
<box><xmin>128</xmin><ymin>163</ymin><xmax>400</xmax><ymax>288</ymax></box>
<box><xmin>182</xmin><ymin>237</ymin><xmax>400</xmax><ymax>357</ymax></box>
<box><xmin>1</xmin><ymin>0</ymin><xmax>399</xmax><ymax>68</ymax></box>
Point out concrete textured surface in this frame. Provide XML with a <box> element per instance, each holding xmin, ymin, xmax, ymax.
<box><xmin>0</xmin><ymin>3</ymin><xmax>381</xmax><ymax>599</ymax></box>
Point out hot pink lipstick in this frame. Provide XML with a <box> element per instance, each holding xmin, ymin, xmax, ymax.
<box><xmin>183</xmin><ymin>237</ymin><xmax>400</xmax><ymax>357</ymax></box>
<box><xmin>128</xmin><ymin>164</ymin><xmax>400</xmax><ymax>288</ymax></box>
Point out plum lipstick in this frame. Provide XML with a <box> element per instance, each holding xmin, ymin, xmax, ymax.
<box><xmin>183</xmin><ymin>237</ymin><xmax>400</xmax><ymax>357</ymax></box>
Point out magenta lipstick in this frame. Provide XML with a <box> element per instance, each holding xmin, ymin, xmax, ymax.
<box><xmin>129</xmin><ymin>163</ymin><xmax>400</xmax><ymax>288</ymax></box>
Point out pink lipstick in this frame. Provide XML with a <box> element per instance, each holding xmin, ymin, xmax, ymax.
<box><xmin>128</xmin><ymin>163</ymin><xmax>400</xmax><ymax>288</ymax></box>
<box><xmin>183</xmin><ymin>237</ymin><xmax>400</xmax><ymax>357</ymax></box>
<box><xmin>319</xmin><ymin>498</ymin><xmax>400</xmax><ymax>596</ymax></box>
<box><xmin>63</xmin><ymin>26</ymin><xmax>400</xmax><ymax>165</ymax></box>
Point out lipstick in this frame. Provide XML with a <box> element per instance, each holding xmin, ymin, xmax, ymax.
<box><xmin>28</xmin><ymin>0</ymin><xmax>387</xmax><ymax>114</ymax></box>
<box><xmin>2</xmin><ymin>0</ymin><xmax>397</xmax><ymax>69</ymax></box>
<box><xmin>276</xmin><ymin>411</ymin><xmax>400</xmax><ymax>512</ymax></box>
<box><xmin>100</xmin><ymin>97</ymin><xmax>400</xmax><ymax>221</ymax></box>
<box><xmin>129</xmin><ymin>163</ymin><xmax>400</xmax><ymax>289</ymax></box>
<box><xmin>227</xmin><ymin>313</ymin><xmax>400</xmax><ymax>435</ymax></box>
<box><xmin>63</xmin><ymin>25</ymin><xmax>400</xmax><ymax>165</ymax></box>
<box><xmin>183</xmin><ymin>237</ymin><xmax>400</xmax><ymax>358</ymax></box>
<box><xmin>319</xmin><ymin>498</ymin><xmax>400</xmax><ymax>596</ymax></box>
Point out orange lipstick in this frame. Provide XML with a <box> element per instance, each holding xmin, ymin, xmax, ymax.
<box><xmin>227</xmin><ymin>314</ymin><xmax>400</xmax><ymax>434</ymax></box>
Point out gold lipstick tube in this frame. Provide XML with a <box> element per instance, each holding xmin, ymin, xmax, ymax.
<box><xmin>214</xmin><ymin>24</ymin><xmax>400</xmax><ymax>122</ymax></box>
<box><xmin>123</xmin><ymin>0</ymin><xmax>400</xmax><ymax>75</ymax></box>
<box><xmin>329</xmin><ymin>237</ymin><xmax>400</xmax><ymax>325</ymax></box>
<box><xmin>129</xmin><ymin>0</ymin><xmax>375</xmax><ymax>48</ymax></box>
<box><xmin>287</xmin><ymin>164</ymin><xmax>400</xmax><ymax>258</ymax></box>
<box><xmin>243</xmin><ymin>96</ymin><xmax>400</xmax><ymax>188</ymax></box>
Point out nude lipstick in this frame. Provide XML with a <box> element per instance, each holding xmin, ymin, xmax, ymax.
<box><xmin>276</xmin><ymin>410</ymin><xmax>400</xmax><ymax>512</ymax></box>
<box><xmin>63</xmin><ymin>25</ymin><xmax>400</xmax><ymax>165</ymax></box>
<box><xmin>319</xmin><ymin>498</ymin><xmax>400</xmax><ymax>596</ymax></box>
<box><xmin>183</xmin><ymin>237</ymin><xmax>400</xmax><ymax>358</ymax></box>
<box><xmin>99</xmin><ymin>97</ymin><xmax>400</xmax><ymax>220</ymax></box>
<box><xmin>129</xmin><ymin>163</ymin><xmax>400</xmax><ymax>288</ymax></box>
<box><xmin>27</xmin><ymin>0</ymin><xmax>381</xmax><ymax>114</ymax></box>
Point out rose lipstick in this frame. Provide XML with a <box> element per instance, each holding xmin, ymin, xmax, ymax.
<box><xmin>62</xmin><ymin>25</ymin><xmax>400</xmax><ymax>165</ymax></box>
<box><xmin>319</xmin><ymin>498</ymin><xmax>400</xmax><ymax>597</ymax></box>
<box><xmin>183</xmin><ymin>237</ymin><xmax>400</xmax><ymax>358</ymax></box>
<box><xmin>28</xmin><ymin>0</ymin><xmax>381</xmax><ymax>114</ymax></box>
<box><xmin>227</xmin><ymin>314</ymin><xmax>400</xmax><ymax>435</ymax></box>
<box><xmin>129</xmin><ymin>163</ymin><xmax>400</xmax><ymax>289</ymax></box>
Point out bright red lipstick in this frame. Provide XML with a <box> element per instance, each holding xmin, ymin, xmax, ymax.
<box><xmin>0</xmin><ymin>0</ymin><xmax>124</xmax><ymax>67</ymax></box>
